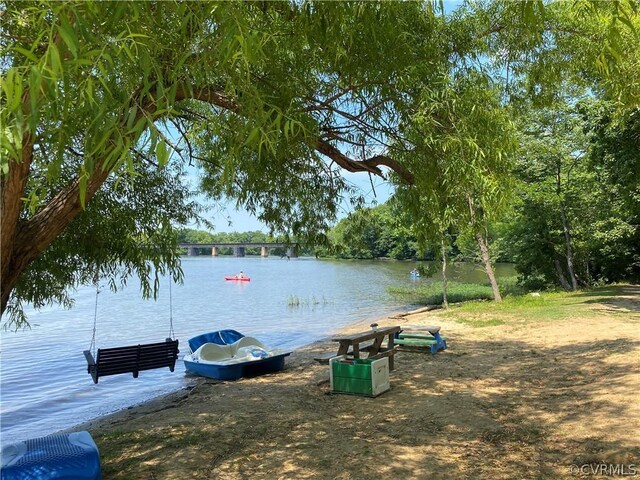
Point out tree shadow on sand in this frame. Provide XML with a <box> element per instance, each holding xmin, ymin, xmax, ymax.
<box><xmin>95</xmin><ymin>329</ymin><xmax>640</xmax><ymax>480</ymax></box>
<box><xmin>577</xmin><ymin>285</ymin><xmax>640</xmax><ymax>313</ymax></box>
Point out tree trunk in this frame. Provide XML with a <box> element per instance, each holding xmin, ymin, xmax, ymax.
<box><xmin>1</xmin><ymin>168</ymin><xmax>111</xmax><ymax>315</ymax></box>
<box><xmin>441</xmin><ymin>236</ymin><xmax>449</xmax><ymax>309</ymax></box>
<box><xmin>467</xmin><ymin>195</ymin><xmax>502</xmax><ymax>302</ymax></box>
<box><xmin>559</xmin><ymin>206</ymin><xmax>578</xmax><ymax>291</ymax></box>
<box><xmin>476</xmin><ymin>232</ymin><xmax>502</xmax><ymax>302</ymax></box>
<box><xmin>553</xmin><ymin>256</ymin><xmax>572</xmax><ymax>291</ymax></box>
<box><xmin>556</xmin><ymin>164</ymin><xmax>578</xmax><ymax>291</ymax></box>
<box><xmin>1</xmin><ymin>128</ymin><xmax>34</xmax><ymax>316</ymax></box>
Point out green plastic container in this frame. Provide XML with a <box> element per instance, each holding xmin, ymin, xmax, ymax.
<box><xmin>329</xmin><ymin>356</ymin><xmax>390</xmax><ymax>397</ymax></box>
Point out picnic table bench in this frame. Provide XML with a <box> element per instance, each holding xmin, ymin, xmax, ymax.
<box><xmin>317</xmin><ymin>325</ymin><xmax>401</xmax><ymax>370</ymax></box>
<box><xmin>394</xmin><ymin>325</ymin><xmax>447</xmax><ymax>354</ymax></box>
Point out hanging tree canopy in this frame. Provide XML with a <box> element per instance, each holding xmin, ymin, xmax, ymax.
<box><xmin>1</xmin><ymin>1</ymin><xmax>448</xmax><ymax>327</ymax></box>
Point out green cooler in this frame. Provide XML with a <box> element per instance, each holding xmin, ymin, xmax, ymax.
<box><xmin>329</xmin><ymin>355</ymin><xmax>390</xmax><ymax>397</ymax></box>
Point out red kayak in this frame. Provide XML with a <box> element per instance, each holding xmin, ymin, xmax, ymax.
<box><xmin>224</xmin><ymin>276</ymin><xmax>250</xmax><ymax>282</ymax></box>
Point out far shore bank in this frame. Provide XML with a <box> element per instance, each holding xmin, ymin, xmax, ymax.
<box><xmin>74</xmin><ymin>285</ymin><xmax>640</xmax><ymax>479</ymax></box>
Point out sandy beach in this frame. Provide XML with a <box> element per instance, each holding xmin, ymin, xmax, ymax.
<box><xmin>78</xmin><ymin>286</ymin><xmax>640</xmax><ymax>479</ymax></box>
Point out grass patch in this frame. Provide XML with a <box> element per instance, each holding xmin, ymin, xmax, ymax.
<box><xmin>438</xmin><ymin>285</ymin><xmax>640</xmax><ymax>327</ymax></box>
<box><xmin>454</xmin><ymin>317</ymin><xmax>505</xmax><ymax>327</ymax></box>
<box><xmin>388</xmin><ymin>276</ymin><xmax>524</xmax><ymax>307</ymax></box>
<box><xmin>390</xmin><ymin>282</ymin><xmax>639</xmax><ymax>328</ymax></box>
<box><xmin>388</xmin><ymin>281</ymin><xmax>495</xmax><ymax>305</ymax></box>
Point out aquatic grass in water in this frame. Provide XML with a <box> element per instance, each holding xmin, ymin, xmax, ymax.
<box><xmin>288</xmin><ymin>295</ymin><xmax>300</xmax><ymax>307</ymax></box>
<box><xmin>287</xmin><ymin>295</ymin><xmax>329</xmax><ymax>309</ymax></box>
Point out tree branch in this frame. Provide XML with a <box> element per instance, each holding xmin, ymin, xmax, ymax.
<box><xmin>180</xmin><ymin>84</ymin><xmax>416</xmax><ymax>184</ymax></box>
<box><xmin>315</xmin><ymin>139</ymin><xmax>414</xmax><ymax>184</ymax></box>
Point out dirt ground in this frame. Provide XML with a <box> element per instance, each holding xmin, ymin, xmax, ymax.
<box><xmin>84</xmin><ymin>286</ymin><xmax>640</xmax><ymax>479</ymax></box>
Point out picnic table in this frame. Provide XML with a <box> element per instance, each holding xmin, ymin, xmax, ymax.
<box><xmin>331</xmin><ymin>325</ymin><xmax>401</xmax><ymax>370</ymax></box>
<box><xmin>394</xmin><ymin>325</ymin><xmax>447</xmax><ymax>354</ymax></box>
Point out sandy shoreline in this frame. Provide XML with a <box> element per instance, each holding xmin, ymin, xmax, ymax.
<box><xmin>70</xmin><ymin>312</ymin><xmax>386</xmax><ymax>434</ymax></box>
<box><xmin>72</xmin><ymin>305</ymin><xmax>441</xmax><ymax>434</ymax></box>
<box><xmin>71</xmin><ymin>289</ymin><xmax>639</xmax><ymax>479</ymax></box>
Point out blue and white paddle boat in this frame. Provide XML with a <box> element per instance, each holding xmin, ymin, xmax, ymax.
<box><xmin>183</xmin><ymin>329</ymin><xmax>291</xmax><ymax>381</ymax></box>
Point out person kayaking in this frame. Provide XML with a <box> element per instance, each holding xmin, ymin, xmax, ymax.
<box><xmin>410</xmin><ymin>268</ymin><xmax>419</xmax><ymax>276</ymax></box>
<box><xmin>237</xmin><ymin>271</ymin><xmax>246</xmax><ymax>279</ymax></box>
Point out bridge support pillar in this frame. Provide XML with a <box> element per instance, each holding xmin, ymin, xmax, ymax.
<box><xmin>234</xmin><ymin>246</ymin><xmax>245</xmax><ymax>257</ymax></box>
<box><xmin>261</xmin><ymin>246</ymin><xmax>269</xmax><ymax>257</ymax></box>
<box><xmin>211</xmin><ymin>247</ymin><xmax>218</xmax><ymax>256</ymax></box>
<box><xmin>286</xmin><ymin>246</ymin><xmax>298</xmax><ymax>258</ymax></box>
<box><xmin>188</xmin><ymin>247</ymin><xmax>197</xmax><ymax>256</ymax></box>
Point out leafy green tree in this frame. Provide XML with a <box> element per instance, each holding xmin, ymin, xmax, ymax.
<box><xmin>5</xmin><ymin>163</ymin><xmax>202</xmax><ymax>329</ymax></box>
<box><xmin>177</xmin><ymin>229</ymin><xmax>215</xmax><ymax>244</ymax></box>
<box><xmin>471</xmin><ymin>0</ymin><xmax>639</xmax><ymax>107</ymax></box>
<box><xmin>463</xmin><ymin>0</ymin><xmax>639</xmax><ymax>291</ymax></box>
<box><xmin>394</xmin><ymin>73</ymin><xmax>517</xmax><ymax>302</ymax></box>
<box><xmin>505</xmin><ymin>99</ymin><xmax>639</xmax><ymax>289</ymax></box>
<box><xmin>1</xmin><ymin>1</ymin><xmax>445</xmax><ymax>325</ymax></box>
<box><xmin>515</xmin><ymin>104</ymin><xmax>590</xmax><ymax>290</ymax></box>
<box><xmin>580</xmin><ymin>102</ymin><xmax>640</xmax><ymax>282</ymax></box>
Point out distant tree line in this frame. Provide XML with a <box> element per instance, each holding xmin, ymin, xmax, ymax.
<box><xmin>323</xmin><ymin>203</ymin><xmax>427</xmax><ymax>261</ymax></box>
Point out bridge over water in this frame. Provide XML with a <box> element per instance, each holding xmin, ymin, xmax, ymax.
<box><xmin>178</xmin><ymin>242</ymin><xmax>299</xmax><ymax>257</ymax></box>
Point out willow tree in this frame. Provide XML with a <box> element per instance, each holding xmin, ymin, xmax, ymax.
<box><xmin>1</xmin><ymin>1</ymin><xmax>456</xmax><ymax>327</ymax></box>
<box><xmin>465</xmin><ymin>0</ymin><xmax>639</xmax><ymax>105</ymax></box>
<box><xmin>394</xmin><ymin>72</ymin><xmax>517</xmax><ymax>302</ymax></box>
<box><xmin>6</xmin><ymin>1</ymin><xmax>629</xmax><ymax>328</ymax></box>
<box><xmin>471</xmin><ymin>0</ymin><xmax>639</xmax><ymax>290</ymax></box>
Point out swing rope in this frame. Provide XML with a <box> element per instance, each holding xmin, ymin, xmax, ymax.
<box><xmin>89</xmin><ymin>278</ymin><xmax>99</xmax><ymax>357</ymax></box>
<box><xmin>168</xmin><ymin>274</ymin><xmax>175</xmax><ymax>339</ymax></box>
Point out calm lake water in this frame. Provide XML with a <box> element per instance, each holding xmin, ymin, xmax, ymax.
<box><xmin>1</xmin><ymin>256</ymin><xmax>514</xmax><ymax>445</ymax></box>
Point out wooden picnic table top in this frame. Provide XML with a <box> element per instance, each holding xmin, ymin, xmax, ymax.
<box><xmin>332</xmin><ymin>326</ymin><xmax>401</xmax><ymax>344</ymax></box>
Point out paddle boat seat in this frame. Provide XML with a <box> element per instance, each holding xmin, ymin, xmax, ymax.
<box><xmin>197</xmin><ymin>343</ymin><xmax>235</xmax><ymax>362</ymax></box>
<box><xmin>234</xmin><ymin>336</ymin><xmax>267</xmax><ymax>350</ymax></box>
<box><xmin>192</xmin><ymin>337</ymin><xmax>269</xmax><ymax>363</ymax></box>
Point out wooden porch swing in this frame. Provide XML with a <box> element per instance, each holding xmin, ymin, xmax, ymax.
<box><xmin>84</xmin><ymin>276</ymin><xmax>179</xmax><ymax>384</ymax></box>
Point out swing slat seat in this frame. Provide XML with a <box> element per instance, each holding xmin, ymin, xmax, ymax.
<box><xmin>84</xmin><ymin>338</ymin><xmax>179</xmax><ymax>384</ymax></box>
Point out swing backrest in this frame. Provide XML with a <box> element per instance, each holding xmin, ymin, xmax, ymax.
<box><xmin>84</xmin><ymin>338</ymin><xmax>179</xmax><ymax>384</ymax></box>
